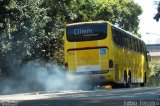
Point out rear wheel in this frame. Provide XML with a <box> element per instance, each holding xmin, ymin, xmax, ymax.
<box><xmin>123</xmin><ymin>71</ymin><xmax>128</xmax><ymax>88</ymax></box>
<box><xmin>127</xmin><ymin>71</ymin><xmax>131</xmax><ymax>88</ymax></box>
<box><xmin>140</xmin><ymin>72</ymin><xmax>146</xmax><ymax>87</ymax></box>
<box><xmin>140</xmin><ymin>82</ymin><xmax>145</xmax><ymax>87</ymax></box>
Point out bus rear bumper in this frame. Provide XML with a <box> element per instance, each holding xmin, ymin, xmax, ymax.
<box><xmin>66</xmin><ymin>70</ymin><xmax>111</xmax><ymax>85</ymax></box>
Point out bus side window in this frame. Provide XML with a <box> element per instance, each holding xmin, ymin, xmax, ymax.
<box><xmin>127</xmin><ymin>35</ymin><xmax>130</xmax><ymax>49</ymax></box>
<box><xmin>138</xmin><ymin>40</ymin><xmax>140</xmax><ymax>52</ymax></box>
<box><xmin>131</xmin><ymin>37</ymin><xmax>134</xmax><ymax>50</ymax></box>
<box><xmin>140</xmin><ymin>41</ymin><xmax>142</xmax><ymax>53</ymax></box>
<box><xmin>136</xmin><ymin>40</ymin><xmax>139</xmax><ymax>52</ymax></box>
<box><xmin>141</xmin><ymin>42</ymin><xmax>144</xmax><ymax>53</ymax></box>
<box><xmin>126</xmin><ymin>34</ymin><xmax>128</xmax><ymax>49</ymax></box>
<box><xmin>115</xmin><ymin>29</ymin><xmax>119</xmax><ymax>45</ymax></box>
<box><xmin>112</xmin><ymin>28</ymin><xmax>120</xmax><ymax>46</ymax></box>
<box><xmin>146</xmin><ymin>51</ymin><xmax>151</xmax><ymax>62</ymax></box>
<box><xmin>129</xmin><ymin>36</ymin><xmax>131</xmax><ymax>49</ymax></box>
<box><xmin>123</xmin><ymin>34</ymin><xmax>125</xmax><ymax>47</ymax></box>
<box><xmin>113</xmin><ymin>28</ymin><xmax>118</xmax><ymax>46</ymax></box>
<box><xmin>136</xmin><ymin>40</ymin><xmax>138</xmax><ymax>52</ymax></box>
<box><xmin>133</xmin><ymin>38</ymin><xmax>135</xmax><ymax>51</ymax></box>
<box><xmin>119</xmin><ymin>31</ymin><xmax>123</xmax><ymax>47</ymax></box>
<box><xmin>112</xmin><ymin>28</ymin><xmax>116</xmax><ymax>44</ymax></box>
<box><xmin>121</xmin><ymin>32</ymin><xmax>124</xmax><ymax>47</ymax></box>
<box><xmin>124</xmin><ymin>34</ymin><xmax>127</xmax><ymax>48</ymax></box>
<box><xmin>144</xmin><ymin>44</ymin><xmax>147</xmax><ymax>54</ymax></box>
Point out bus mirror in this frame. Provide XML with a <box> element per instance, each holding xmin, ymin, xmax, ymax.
<box><xmin>148</xmin><ymin>55</ymin><xmax>151</xmax><ymax>62</ymax></box>
<box><xmin>146</xmin><ymin>51</ymin><xmax>151</xmax><ymax>61</ymax></box>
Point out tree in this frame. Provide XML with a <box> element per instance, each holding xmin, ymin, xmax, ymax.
<box><xmin>0</xmin><ymin>0</ymin><xmax>142</xmax><ymax>75</ymax></box>
<box><xmin>154</xmin><ymin>2</ymin><xmax>160</xmax><ymax>22</ymax></box>
<box><xmin>93</xmin><ymin>0</ymin><xmax>142</xmax><ymax>34</ymax></box>
<box><xmin>0</xmin><ymin>0</ymin><xmax>52</xmax><ymax>75</ymax></box>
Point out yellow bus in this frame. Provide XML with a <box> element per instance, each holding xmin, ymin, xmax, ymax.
<box><xmin>64</xmin><ymin>21</ymin><xmax>150</xmax><ymax>89</ymax></box>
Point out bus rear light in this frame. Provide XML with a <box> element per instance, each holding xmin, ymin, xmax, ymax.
<box><xmin>109</xmin><ymin>59</ymin><xmax>113</xmax><ymax>70</ymax></box>
<box><xmin>65</xmin><ymin>63</ymin><xmax>68</xmax><ymax>71</ymax></box>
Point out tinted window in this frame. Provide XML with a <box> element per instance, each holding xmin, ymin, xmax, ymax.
<box><xmin>112</xmin><ymin>27</ymin><xmax>145</xmax><ymax>53</ymax></box>
<box><xmin>66</xmin><ymin>23</ymin><xmax>107</xmax><ymax>42</ymax></box>
<box><xmin>141</xmin><ymin>42</ymin><xmax>143</xmax><ymax>53</ymax></box>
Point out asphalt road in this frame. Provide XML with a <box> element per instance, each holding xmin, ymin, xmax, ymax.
<box><xmin>0</xmin><ymin>87</ymin><xmax>160</xmax><ymax>106</ymax></box>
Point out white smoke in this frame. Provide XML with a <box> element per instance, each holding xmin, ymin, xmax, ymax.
<box><xmin>0</xmin><ymin>62</ymin><xmax>88</xmax><ymax>95</ymax></box>
<box><xmin>156</xmin><ymin>38</ymin><xmax>160</xmax><ymax>44</ymax></box>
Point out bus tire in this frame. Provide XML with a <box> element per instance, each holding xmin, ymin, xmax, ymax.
<box><xmin>140</xmin><ymin>83</ymin><xmax>145</xmax><ymax>87</ymax></box>
<box><xmin>127</xmin><ymin>71</ymin><xmax>131</xmax><ymax>88</ymax></box>
<box><xmin>123</xmin><ymin>71</ymin><xmax>128</xmax><ymax>88</ymax></box>
<box><xmin>144</xmin><ymin>72</ymin><xmax>147</xmax><ymax>83</ymax></box>
<box><xmin>140</xmin><ymin>72</ymin><xmax>146</xmax><ymax>87</ymax></box>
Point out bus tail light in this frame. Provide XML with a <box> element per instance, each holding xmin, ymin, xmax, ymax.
<box><xmin>109</xmin><ymin>59</ymin><xmax>113</xmax><ymax>70</ymax></box>
<box><xmin>65</xmin><ymin>63</ymin><xmax>68</xmax><ymax>71</ymax></box>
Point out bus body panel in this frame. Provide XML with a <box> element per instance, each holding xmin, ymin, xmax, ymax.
<box><xmin>67</xmin><ymin>47</ymin><xmax>109</xmax><ymax>72</ymax></box>
<box><xmin>64</xmin><ymin>21</ymin><xmax>149</xmax><ymax>86</ymax></box>
<box><xmin>113</xmin><ymin>47</ymin><xmax>145</xmax><ymax>83</ymax></box>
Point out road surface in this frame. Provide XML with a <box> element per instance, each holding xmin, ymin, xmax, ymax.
<box><xmin>0</xmin><ymin>87</ymin><xmax>160</xmax><ymax>106</ymax></box>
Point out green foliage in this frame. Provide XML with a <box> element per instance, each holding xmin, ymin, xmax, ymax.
<box><xmin>93</xmin><ymin>0</ymin><xmax>142</xmax><ymax>34</ymax></box>
<box><xmin>0</xmin><ymin>0</ymin><xmax>142</xmax><ymax>75</ymax></box>
<box><xmin>0</xmin><ymin>0</ymin><xmax>53</xmax><ymax>74</ymax></box>
<box><xmin>154</xmin><ymin>1</ymin><xmax>160</xmax><ymax>22</ymax></box>
<box><xmin>147</xmin><ymin>60</ymin><xmax>160</xmax><ymax>87</ymax></box>
<box><xmin>149</xmin><ymin>60</ymin><xmax>160</xmax><ymax>76</ymax></box>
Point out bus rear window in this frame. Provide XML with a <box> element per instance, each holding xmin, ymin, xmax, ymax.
<box><xmin>66</xmin><ymin>23</ymin><xmax>107</xmax><ymax>42</ymax></box>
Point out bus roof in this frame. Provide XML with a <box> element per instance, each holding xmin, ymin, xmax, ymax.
<box><xmin>66</xmin><ymin>21</ymin><xmax>145</xmax><ymax>44</ymax></box>
<box><xmin>66</xmin><ymin>20</ymin><xmax>108</xmax><ymax>26</ymax></box>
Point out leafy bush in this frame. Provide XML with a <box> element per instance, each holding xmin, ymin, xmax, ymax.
<box><xmin>0</xmin><ymin>0</ymin><xmax>142</xmax><ymax>75</ymax></box>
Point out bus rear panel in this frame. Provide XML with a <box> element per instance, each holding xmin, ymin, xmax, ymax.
<box><xmin>64</xmin><ymin>22</ymin><xmax>113</xmax><ymax>85</ymax></box>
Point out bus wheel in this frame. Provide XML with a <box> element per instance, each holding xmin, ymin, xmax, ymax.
<box><xmin>123</xmin><ymin>71</ymin><xmax>128</xmax><ymax>88</ymax></box>
<box><xmin>140</xmin><ymin>72</ymin><xmax>146</xmax><ymax>87</ymax></box>
<box><xmin>127</xmin><ymin>71</ymin><xmax>131</xmax><ymax>88</ymax></box>
<box><xmin>144</xmin><ymin>72</ymin><xmax>147</xmax><ymax>83</ymax></box>
<box><xmin>140</xmin><ymin>82</ymin><xmax>145</xmax><ymax>87</ymax></box>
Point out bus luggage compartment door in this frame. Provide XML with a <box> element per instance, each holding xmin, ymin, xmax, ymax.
<box><xmin>67</xmin><ymin>47</ymin><xmax>109</xmax><ymax>72</ymax></box>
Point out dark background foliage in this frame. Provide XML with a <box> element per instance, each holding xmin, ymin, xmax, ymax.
<box><xmin>0</xmin><ymin>0</ymin><xmax>142</xmax><ymax>76</ymax></box>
